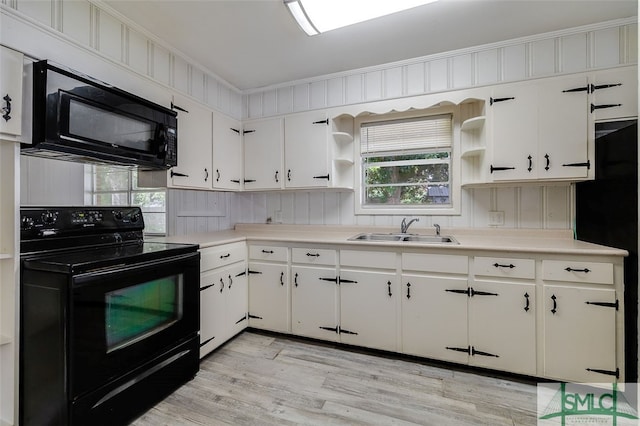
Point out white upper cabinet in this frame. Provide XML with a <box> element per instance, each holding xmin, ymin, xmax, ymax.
<box><xmin>212</xmin><ymin>111</ymin><xmax>243</xmax><ymax>190</ymax></box>
<box><xmin>489</xmin><ymin>75</ymin><xmax>590</xmax><ymax>182</ymax></box>
<box><xmin>590</xmin><ymin>67</ymin><xmax>638</xmax><ymax>121</ymax></box>
<box><xmin>243</xmin><ymin>118</ymin><xmax>283</xmax><ymax>190</ymax></box>
<box><xmin>168</xmin><ymin>94</ymin><xmax>213</xmax><ymax>189</ymax></box>
<box><xmin>284</xmin><ymin>111</ymin><xmax>330</xmax><ymax>188</ymax></box>
<box><xmin>0</xmin><ymin>46</ymin><xmax>24</xmax><ymax>138</ymax></box>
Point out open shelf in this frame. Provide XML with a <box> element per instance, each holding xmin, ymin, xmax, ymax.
<box><xmin>332</xmin><ymin>131</ymin><xmax>353</xmax><ymax>144</ymax></box>
<box><xmin>461</xmin><ymin>147</ymin><xmax>486</xmax><ymax>158</ymax></box>
<box><xmin>334</xmin><ymin>158</ymin><xmax>354</xmax><ymax>165</ymax></box>
<box><xmin>461</xmin><ymin>115</ymin><xmax>486</xmax><ymax>131</ymax></box>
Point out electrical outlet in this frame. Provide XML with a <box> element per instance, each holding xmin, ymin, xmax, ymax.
<box><xmin>488</xmin><ymin>211</ymin><xmax>505</xmax><ymax>226</ymax></box>
<box><xmin>274</xmin><ymin>210</ymin><xmax>283</xmax><ymax>223</ymax></box>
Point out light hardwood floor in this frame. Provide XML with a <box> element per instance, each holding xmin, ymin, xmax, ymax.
<box><xmin>133</xmin><ymin>331</ymin><xmax>538</xmax><ymax>425</ymax></box>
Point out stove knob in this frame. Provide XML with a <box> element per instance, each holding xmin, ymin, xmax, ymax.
<box><xmin>21</xmin><ymin>216</ymin><xmax>34</xmax><ymax>229</ymax></box>
<box><xmin>131</xmin><ymin>213</ymin><xmax>141</xmax><ymax>223</ymax></box>
<box><xmin>42</xmin><ymin>211</ymin><xmax>57</xmax><ymax>225</ymax></box>
<box><xmin>113</xmin><ymin>211</ymin><xmax>124</xmax><ymax>221</ymax></box>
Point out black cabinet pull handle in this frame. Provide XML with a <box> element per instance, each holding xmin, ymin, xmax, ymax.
<box><xmin>220</xmin><ymin>253</ymin><xmax>231</xmax><ymax>259</ymax></box>
<box><xmin>2</xmin><ymin>94</ymin><xmax>11</xmax><ymax>121</ymax></box>
<box><xmin>524</xmin><ymin>293</ymin><xmax>530</xmax><ymax>312</ymax></box>
<box><xmin>287</xmin><ymin>169</ymin><xmax>291</xmax><ymax>181</ymax></box>
<box><xmin>406</xmin><ymin>282</ymin><xmax>411</xmax><ymax>299</ymax></box>
<box><xmin>280</xmin><ymin>272</ymin><xmax>284</xmax><ymax>286</ymax></box>
<box><xmin>170</xmin><ymin>102</ymin><xmax>189</xmax><ymax>113</ymax></box>
<box><xmin>230</xmin><ymin>128</ymin><xmax>240</xmax><ymax>134</ymax></box>
<box><xmin>565</xmin><ymin>267</ymin><xmax>590</xmax><ymax>273</ymax></box>
<box><xmin>275</xmin><ymin>170</ymin><xmax>279</xmax><ymax>182</ymax></box>
<box><xmin>527</xmin><ymin>155</ymin><xmax>532</xmax><ymax>172</ymax></box>
<box><xmin>294</xmin><ymin>273</ymin><xmax>298</xmax><ymax>287</ymax></box>
<box><xmin>490</xmin><ymin>96</ymin><xmax>515</xmax><ymax>105</ymax></box>
<box><xmin>228</xmin><ymin>274</ymin><xmax>233</xmax><ymax>289</ymax></box>
<box><xmin>220</xmin><ymin>278</ymin><xmax>224</xmax><ymax>293</ymax></box>
<box><xmin>216</xmin><ymin>169</ymin><xmax>220</xmax><ymax>182</ymax></box>
<box><xmin>313</xmin><ymin>174</ymin><xmax>330</xmax><ymax>180</ymax></box>
<box><xmin>170</xmin><ymin>170</ymin><xmax>189</xmax><ymax>178</ymax></box>
<box><xmin>490</xmin><ymin>165</ymin><xmax>515</xmax><ymax>173</ymax></box>
<box><xmin>306</xmin><ymin>253</ymin><xmax>320</xmax><ymax>257</ymax></box>
<box><xmin>493</xmin><ymin>263</ymin><xmax>515</xmax><ymax>269</ymax></box>
<box><xmin>312</xmin><ymin>119</ymin><xmax>329</xmax><ymax>125</ymax></box>
<box><xmin>585</xmin><ymin>300</ymin><xmax>619</xmax><ymax>310</ymax></box>
<box><xmin>544</xmin><ymin>154</ymin><xmax>550</xmax><ymax>171</ymax></box>
<box><xmin>591</xmin><ymin>103</ymin><xmax>622</xmax><ymax>113</ymax></box>
<box><xmin>387</xmin><ymin>281</ymin><xmax>392</xmax><ymax>297</ymax></box>
<box><xmin>551</xmin><ymin>294</ymin><xmax>557</xmax><ymax>315</ymax></box>
<box><xmin>204</xmin><ymin>168</ymin><xmax>209</xmax><ymax>181</ymax></box>
<box><xmin>262</xmin><ymin>249</ymin><xmax>274</xmax><ymax>254</ymax></box>
<box><xmin>562</xmin><ymin>160</ymin><xmax>590</xmax><ymax>169</ymax></box>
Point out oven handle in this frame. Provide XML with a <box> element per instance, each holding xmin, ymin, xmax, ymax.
<box><xmin>75</xmin><ymin>252</ymin><xmax>199</xmax><ymax>283</ymax></box>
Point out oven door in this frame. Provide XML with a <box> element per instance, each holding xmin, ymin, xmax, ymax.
<box><xmin>70</xmin><ymin>251</ymin><xmax>199</xmax><ymax>398</ymax></box>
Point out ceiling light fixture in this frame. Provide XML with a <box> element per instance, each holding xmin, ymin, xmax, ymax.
<box><xmin>284</xmin><ymin>0</ymin><xmax>439</xmax><ymax>36</ymax></box>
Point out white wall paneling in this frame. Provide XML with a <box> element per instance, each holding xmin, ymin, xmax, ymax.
<box><xmin>167</xmin><ymin>189</ymin><xmax>233</xmax><ymax>236</ymax></box>
<box><xmin>242</xmin><ymin>18</ymin><xmax>636</xmax><ymax>120</ymax></box>
<box><xmin>20</xmin><ymin>157</ymin><xmax>84</xmax><ymax>206</ymax></box>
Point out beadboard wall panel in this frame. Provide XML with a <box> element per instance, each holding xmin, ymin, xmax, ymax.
<box><xmin>167</xmin><ymin>189</ymin><xmax>233</xmax><ymax>236</ymax></box>
<box><xmin>242</xmin><ymin>19</ymin><xmax>636</xmax><ymax>119</ymax></box>
<box><xmin>5</xmin><ymin>0</ymin><xmax>242</xmax><ymax>119</ymax></box>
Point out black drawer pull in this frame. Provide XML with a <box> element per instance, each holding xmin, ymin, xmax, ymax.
<box><xmin>220</xmin><ymin>253</ymin><xmax>231</xmax><ymax>259</ymax></box>
<box><xmin>524</xmin><ymin>292</ymin><xmax>530</xmax><ymax>312</ymax></box>
<box><xmin>565</xmin><ymin>267</ymin><xmax>590</xmax><ymax>273</ymax></box>
<box><xmin>493</xmin><ymin>263</ymin><xmax>515</xmax><ymax>269</ymax></box>
<box><xmin>262</xmin><ymin>249</ymin><xmax>274</xmax><ymax>254</ymax></box>
<box><xmin>2</xmin><ymin>94</ymin><xmax>12</xmax><ymax>121</ymax></box>
<box><xmin>306</xmin><ymin>253</ymin><xmax>320</xmax><ymax>257</ymax></box>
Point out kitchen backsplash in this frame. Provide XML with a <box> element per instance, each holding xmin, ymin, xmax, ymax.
<box><xmin>168</xmin><ymin>185</ymin><xmax>573</xmax><ymax>236</ymax></box>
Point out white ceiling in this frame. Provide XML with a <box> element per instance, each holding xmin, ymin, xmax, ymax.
<box><xmin>102</xmin><ymin>0</ymin><xmax>638</xmax><ymax>91</ymax></box>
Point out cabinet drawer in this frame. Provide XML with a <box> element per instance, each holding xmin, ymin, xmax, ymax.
<box><xmin>249</xmin><ymin>245</ymin><xmax>288</xmax><ymax>262</ymax></box>
<box><xmin>402</xmin><ymin>253</ymin><xmax>468</xmax><ymax>274</ymax></box>
<box><xmin>200</xmin><ymin>242</ymin><xmax>246</xmax><ymax>271</ymax></box>
<box><xmin>340</xmin><ymin>250</ymin><xmax>396</xmax><ymax>270</ymax></box>
<box><xmin>291</xmin><ymin>247</ymin><xmax>336</xmax><ymax>266</ymax></box>
<box><xmin>542</xmin><ymin>260</ymin><xmax>613</xmax><ymax>284</ymax></box>
<box><xmin>473</xmin><ymin>257</ymin><xmax>535</xmax><ymax>279</ymax></box>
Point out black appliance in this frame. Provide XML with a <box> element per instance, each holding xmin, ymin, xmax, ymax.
<box><xmin>21</xmin><ymin>60</ymin><xmax>177</xmax><ymax>170</ymax></box>
<box><xmin>19</xmin><ymin>206</ymin><xmax>200</xmax><ymax>425</ymax></box>
<box><xmin>576</xmin><ymin>119</ymin><xmax>638</xmax><ymax>383</ymax></box>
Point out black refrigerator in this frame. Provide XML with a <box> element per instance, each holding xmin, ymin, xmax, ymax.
<box><xmin>576</xmin><ymin>119</ymin><xmax>638</xmax><ymax>383</ymax></box>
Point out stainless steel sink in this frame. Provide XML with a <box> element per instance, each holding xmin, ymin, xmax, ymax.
<box><xmin>348</xmin><ymin>233</ymin><xmax>458</xmax><ymax>244</ymax></box>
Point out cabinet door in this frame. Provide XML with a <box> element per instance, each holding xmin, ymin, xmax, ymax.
<box><xmin>543</xmin><ymin>285</ymin><xmax>618</xmax><ymax>382</ymax></box>
<box><xmin>490</xmin><ymin>83</ymin><xmax>539</xmax><ymax>181</ymax></box>
<box><xmin>248</xmin><ymin>262</ymin><xmax>288</xmax><ymax>332</ymax></box>
<box><xmin>244</xmin><ymin>118</ymin><xmax>283</xmax><ymax>190</ymax></box>
<box><xmin>284</xmin><ymin>111</ymin><xmax>330</xmax><ymax>188</ymax></box>
<box><xmin>212</xmin><ymin>112</ymin><xmax>242</xmax><ymax>190</ymax></box>
<box><xmin>538</xmin><ymin>76</ymin><xmax>589</xmax><ymax>180</ymax></box>
<box><xmin>226</xmin><ymin>263</ymin><xmax>248</xmax><ymax>337</ymax></box>
<box><xmin>291</xmin><ymin>266</ymin><xmax>338</xmax><ymax>341</ymax></box>
<box><xmin>169</xmin><ymin>95</ymin><xmax>212</xmax><ymax>189</ymax></box>
<box><xmin>339</xmin><ymin>270</ymin><xmax>397</xmax><ymax>352</ymax></box>
<box><xmin>468</xmin><ymin>281</ymin><xmax>536</xmax><ymax>375</ymax></box>
<box><xmin>0</xmin><ymin>46</ymin><xmax>23</xmax><ymax>136</ymax></box>
<box><xmin>200</xmin><ymin>269</ymin><xmax>227</xmax><ymax>357</ymax></box>
<box><xmin>401</xmin><ymin>274</ymin><xmax>468</xmax><ymax>364</ymax></box>
<box><xmin>592</xmin><ymin>67</ymin><xmax>638</xmax><ymax>120</ymax></box>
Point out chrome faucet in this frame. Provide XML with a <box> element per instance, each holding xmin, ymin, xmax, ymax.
<box><xmin>400</xmin><ymin>217</ymin><xmax>419</xmax><ymax>234</ymax></box>
<box><xmin>434</xmin><ymin>223</ymin><xmax>441</xmax><ymax>236</ymax></box>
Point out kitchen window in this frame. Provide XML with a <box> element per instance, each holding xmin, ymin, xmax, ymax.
<box><xmin>86</xmin><ymin>165</ymin><xmax>167</xmax><ymax>235</ymax></box>
<box><xmin>356</xmin><ymin>110</ymin><xmax>459</xmax><ymax>215</ymax></box>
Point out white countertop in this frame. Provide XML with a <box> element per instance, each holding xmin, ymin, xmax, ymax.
<box><xmin>152</xmin><ymin>224</ymin><xmax>628</xmax><ymax>257</ymax></box>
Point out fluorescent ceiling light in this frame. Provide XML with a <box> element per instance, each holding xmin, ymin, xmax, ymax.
<box><xmin>285</xmin><ymin>0</ymin><xmax>439</xmax><ymax>36</ymax></box>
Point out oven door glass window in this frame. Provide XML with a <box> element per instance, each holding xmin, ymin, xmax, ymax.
<box><xmin>105</xmin><ymin>275</ymin><xmax>183</xmax><ymax>352</ymax></box>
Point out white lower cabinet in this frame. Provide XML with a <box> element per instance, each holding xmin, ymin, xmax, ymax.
<box><xmin>199</xmin><ymin>244</ymin><xmax>248</xmax><ymax>358</ymax></box>
<box><xmin>247</xmin><ymin>244</ymin><xmax>289</xmax><ymax>332</ymax></box>
<box><xmin>291</xmin><ymin>265</ymin><xmax>339</xmax><ymax>341</ymax></box>
<box><xmin>339</xmin><ymin>269</ymin><xmax>397</xmax><ymax>352</ymax></box>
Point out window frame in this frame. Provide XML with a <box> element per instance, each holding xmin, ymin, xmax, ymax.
<box><xmin>85</xmin><ymin>165</ymin><xmax>168</xmax><ymax>236</ymax></box>
<box><xmin>354</xmin><ymin>106</ymin><xmax>461</xmax><ymax>216</ymax></box>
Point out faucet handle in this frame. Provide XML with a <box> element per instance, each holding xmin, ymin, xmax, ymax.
<box><xmin>434</xmin><ymin>223</ymin><xmax>441</xmax><ymax>236</ymax></box>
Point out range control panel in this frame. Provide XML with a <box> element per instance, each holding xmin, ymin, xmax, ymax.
<box><xmin>20</xmin><ymin>206</ymin><xmax>144</xmax><ymax>239</ymax></box>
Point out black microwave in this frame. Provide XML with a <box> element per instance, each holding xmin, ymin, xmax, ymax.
<box><xmin>21</xmin><ymin>60</ymin><xmax>177</xmax><ymax>170</ymax></box>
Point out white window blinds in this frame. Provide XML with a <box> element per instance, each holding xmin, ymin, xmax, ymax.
<box><xmin>361</xmin><ymin>114</ymin><xmax>452</xmax><ymax>154</ymax></box>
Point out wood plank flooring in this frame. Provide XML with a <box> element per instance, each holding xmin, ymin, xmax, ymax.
<box><xmin>132</xmin><ymin>331</ymin><xmax>538</xmax><ymax>425</ymax></box>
